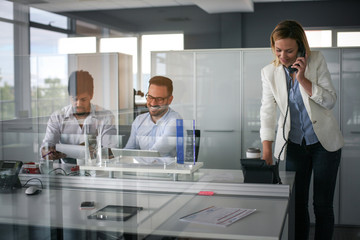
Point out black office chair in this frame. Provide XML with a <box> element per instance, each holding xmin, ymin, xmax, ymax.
<box><xmin>185</xmin><ymin>129</ymin><xmax>200</xmax><ymax>162</ymax></box>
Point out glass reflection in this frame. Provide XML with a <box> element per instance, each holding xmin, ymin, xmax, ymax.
<box><xmin>0</xmin><ymin>21</ymin><xmax>14</xmax><ymax>121</ymax></box>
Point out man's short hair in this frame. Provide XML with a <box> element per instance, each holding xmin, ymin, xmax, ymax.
<box><xmin>149</xmin><ymin>76</ymin><xmax>173</xmax><ymax>96</ymax></box>
<box><xmin>68</xmin><ymin>70</ymin><xmax>94</xmax><ymax>97</ymax></box>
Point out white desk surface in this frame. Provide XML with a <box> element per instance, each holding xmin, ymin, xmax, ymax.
<box><xmin>0</xmin><ymin>187</ymin><xmax>288</xmax><ymax>240</ymax></box>
<box><xmin>0</xmin><ymin>169</ymin><xmax>295</xmax><ymax>240</ymax></box>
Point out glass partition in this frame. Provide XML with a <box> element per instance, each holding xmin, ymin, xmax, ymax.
<box><xmin>0</xmin><ymin>49</ymin><xmax>296</xmax><ymax>240</ymax></box>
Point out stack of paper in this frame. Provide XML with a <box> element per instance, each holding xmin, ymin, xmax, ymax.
<box><xmin>180</xmin><ymin>206</ymin><xmax>256</xmax><ymax>227</ymax></box>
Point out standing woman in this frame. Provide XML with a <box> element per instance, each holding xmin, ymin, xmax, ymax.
<box><xmin>260</xmin><ymin>20</ymin><xmax>344</xmax><ymax>240</ymax></box>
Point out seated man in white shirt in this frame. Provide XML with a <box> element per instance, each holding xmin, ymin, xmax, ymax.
<box><xmin>125</xmin><ymin>76</ymin><xmax>182</xmax><ymax>157</ymax></box>
<box><xmin>40</xmin><ymin>70</ymin><xmax>117</xmax><ymax>163</ymax></box>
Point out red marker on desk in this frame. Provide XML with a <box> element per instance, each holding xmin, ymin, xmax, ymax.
<box><xmin>198</xmin><ymin>191</ymin><xmax>215</xmax><ymax>196</ymax></box>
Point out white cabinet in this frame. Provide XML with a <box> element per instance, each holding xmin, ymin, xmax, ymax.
<box><xmin>241</xmin><ymin>49</ymin><xmax>273</xmax><ymax>157</ymax></box>
<box><xmin>195</xmin><ymin>52</ymin><xmax>241</xmax><ymax>169</ymax></box>
<box><xmin>339</xmin><ymin>48</ymin><xmax>360</xmax><ymax>225</ymax></box>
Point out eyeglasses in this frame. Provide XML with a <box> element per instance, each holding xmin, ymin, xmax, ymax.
<box><xmin>145</xmin><ymin>93</ymin><xmax>169</xmax><ymax>104</ymax></box>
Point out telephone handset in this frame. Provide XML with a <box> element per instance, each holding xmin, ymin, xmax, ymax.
<box><xmin>288</xmin><ymin>42</ymin><xmax>306</xmax><ymax>73</ymax></box>
<box><xmin>0</xmin><ymin>160</ymin><xmax>23</xmax><ymax>193</ymax></box>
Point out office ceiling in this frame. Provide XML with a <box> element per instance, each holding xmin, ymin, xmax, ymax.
<box><xmin>10</xmin><ymin>0</ymin><xmax>331</xmax><ymax>14</ymax></box>
<box><xmin>9</xmin><ymin>0</ymin><xmax>344</xmax><ymax>35</ymax></box>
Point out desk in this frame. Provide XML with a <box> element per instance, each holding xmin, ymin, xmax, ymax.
<box><xmin>0</xmin><ymin>170</ymin><xmax>295</xmax><ymax>240</ymax></box>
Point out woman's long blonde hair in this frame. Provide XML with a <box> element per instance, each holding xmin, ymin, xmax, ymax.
<box><xmin>270</xmin><ymin>20</ymin><xmax>311</xmax><ymax>66</ymax></box>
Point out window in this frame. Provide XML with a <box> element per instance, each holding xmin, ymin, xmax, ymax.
<box><xmin>305</xmin><ymin>29</ymin><xmax>360</xmax><ymax>47</ymax></box>
<box><xmin>0</xmin><ymin>0</ymin><xmax>13</xmax><ymax>20</ymax></box>
<box><xmin>100</xmin><ymin>37</ymin><xmax>137</xmax><ymax>61</ymax></box>
<box><xmin>337</xmin><ymin>32</ymin><xmax>360</xmax><ymax>47</ymax></box>
<box><xmin>30</xmin><ymin>27</ymin><xmax>69</xmax><ymax>117</ymax></box>
<box><xmin>305</xmin><ymin>30</ymin><xmax>332</xmax><ymax>48</ymax></box>
<box><xmin>0</xmin><ymin>21</ymin><xmax>14</xmax><ymax>120</ymax></box>
<box><xmin>58</xmin><ymin>37</ymin><xmax>96</xmax><ymax>54</ymax></box>
<box><xmin>30</xmin><ymin>7</ymin><xmax>68</xmax><ymax>30</ymax></box>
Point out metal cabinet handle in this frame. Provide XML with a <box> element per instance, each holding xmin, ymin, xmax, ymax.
<box><xmin>204</xmin><ymin>130</ymin><xmax>235</xmax><ymax>132</ymax></box>
<box><xmin>7</xmin><ymin>127</ymin><xmax>33</xmax><ymax>131</ymax></box>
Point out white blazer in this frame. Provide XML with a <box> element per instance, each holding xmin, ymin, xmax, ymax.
<box><xmin>260</xmin><ymin>51</ymin><xmax>344</xmax><ymax>160</ymax></box>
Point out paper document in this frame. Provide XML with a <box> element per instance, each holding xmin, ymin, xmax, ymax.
<box><xmin>180</xmin><ymin>206</ymin><xmax>256</xmax><ymax>227</ymax></box>
<box><xmin>56</xmin><ymin>144</ymin><xmax>86</xmax><ymax>159</ymax></box>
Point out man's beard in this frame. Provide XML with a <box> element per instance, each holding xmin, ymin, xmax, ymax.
<box><xmin>149</xmin><ymin>105</ymin><xmax>168</xmax><ymax>117</ymax></box>
<box><xmin>72</xmin><ymin>107</ymin><xmax>90</xmax><ymax>116</ymax></box>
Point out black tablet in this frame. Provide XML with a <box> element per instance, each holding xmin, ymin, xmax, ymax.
<box><xmin>88</xmin><ymin>205</ymin><xmax>143</xmax><ymax>221</ymax></box>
